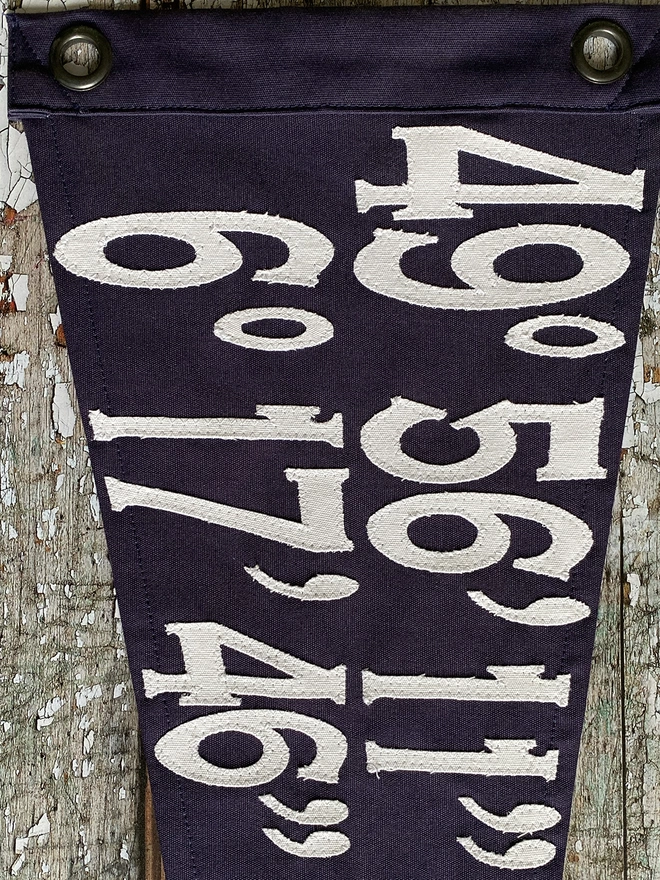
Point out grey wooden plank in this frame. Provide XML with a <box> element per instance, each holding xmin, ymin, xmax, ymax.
<box><xmin>0</xmin><ymin>201</ymin><xmax>144</xmax><ymax>878</ymax></box>
<box><xmin>620</xmin><ymin>224</ymin><xmax>660</xmax><ymax>880</ymax></box>
<box><xmin>564</xmin><ymin>489</ymin><xmax>625</xmax><ymax>879</ymax></box>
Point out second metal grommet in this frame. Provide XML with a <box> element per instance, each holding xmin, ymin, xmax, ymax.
<box><xmin>571</xmin><ymin>20</ymin><xmax>633</xmax><ymax>84</ymax></box>
<box><xmin>49</xmin><ymin>25</ymin><xmax>113</xmax><ymax>92</ymax></box>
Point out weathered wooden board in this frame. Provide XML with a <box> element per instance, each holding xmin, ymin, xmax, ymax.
<box><xmin>0</xmin><ymin>4</ymin><xmax>144</xmax><ymax>878</ymax></box>
<box><xmin>0</xmin><ymin>196</ymin><xmax>145</xmax><ymax>878</ymax></box>
<box><xmin>1</xmin><ymin>2</ymin><xmax>658</xmax><ymax>879</ymax></box>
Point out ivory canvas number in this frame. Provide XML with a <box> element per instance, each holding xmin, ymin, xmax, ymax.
<box><xmin>9</xmin><ymin>6</ymin><xmax>660</xmax><ymax>879</ymax></box>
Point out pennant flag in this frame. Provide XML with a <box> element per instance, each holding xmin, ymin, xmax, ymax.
<box><xmin>8</xmin><ymin>6</ymin><xmax>660</xmax><ymax>878</ymax></box>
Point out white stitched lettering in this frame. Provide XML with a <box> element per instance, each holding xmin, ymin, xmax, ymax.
<box><xmin>361</xmin><ymin>396</ymin><xmax>605</xmax><ymax>483</ymax></box>
<box><xmin>245</xmin><ymin>564</ymin><xmax>359</xmax><ymax>601</ymax></box>
<box><xmin>53</xmin><ymin>212</ymin><xmax>334</xmax><ymax>289</ymax></box>
<box><xmin>155</xmin><ymin>710</ymin><xmax>347</xmax><ymax>787</ymax></box>
<box><xmin>362</xmin><ymin>665</ymin><xmax>570</xmax><ymax>707</ymax></box>
<box><xmin>457</xmin><ymin>798</ymin><xmax>561</xmax><ymax>833</ymax></box>
<box><xmin>89</xmin><ymin>405</ymin><xmax>343</xmax><ymax>447</ymax></box>
<box><xmin>354</xmin><ymin>225</ymin><xmax>630</xmax><ymax>311</ymax></box>
<box><xmin>505</xmin><ymin>314</ymin><xmax>627</xmax><ymax>358</ymax></box>
<box><xmin>142</xmin><ymin>622</ymin><xmax>346</xmax><ymax>706</ymax></box>
<box><xmin>457</xmin><ymin>837</ymin><xmax>556</xmax><ymax>870</ymax></box>
<box><xmin>355</xmin><ymin>125</ymin><xmax>644</xmax><ymax>219</ymax></box>
<box><xmin>214</xmin><ymin>307</ymin><xmax>334</xmax><ymax>352</ymax></box>
<box><xmin>259</xmin><ymin>795</ymin><xmax>348</xmax><ymax>826</ymax></box>
<box><xmin>467</xmin><ymin>591</ymin><xmax>591</xmax><ymax>626</ymax></box>
<box><xmin>365</xmin><ymin>739</ymin><xmax>559</xmax><ymax>780</ymax></box>
<box><xmin>262</xmin><ymin>829</ymin><xmax>350</xmax><ymax>858</ymax></box>
<box><xmin>105</xmin><ymin>469</ymin><xmax>353</xmax><ymax>553</ymax></box>
<box><xmin>367</xmin><ymin>492</ymin><xmax>593</xmax><ymax>581</ymax></box>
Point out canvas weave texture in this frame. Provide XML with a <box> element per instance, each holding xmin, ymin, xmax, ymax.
<box><xmin>9</xmin><ymin>6</ymin><xmax>660</xmax><ymax>878</ymax></box>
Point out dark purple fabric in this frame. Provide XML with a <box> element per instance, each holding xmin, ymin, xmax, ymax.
<box><xmin>9</xmin><ymin>7</ymin><xmax>660</xmax><ymax>880</ymax></box>
<box><xmin>8</xmin><ymin>6</ymin><xmax>660</xmax><ymax>115</ymax></box>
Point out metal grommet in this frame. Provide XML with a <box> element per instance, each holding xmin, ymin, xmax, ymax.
<box><xmin>49</xmin><ymin>25</ymin><xmax>112</xmax><ymax>92</ymax></box>
<box><xmin>571</xmin><ymin>20</ymin><xmax>633</xmax><ymax>84</ymax></box>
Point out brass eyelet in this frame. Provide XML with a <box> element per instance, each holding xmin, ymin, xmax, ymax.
<box><xmin>571</xmin><ymin>20</ymin><xmax>633</xmax><ymax>85</ymax></box>
<box><xmin>50</xmin><ymin>25</ymin><xmax>112</xmax><ymax>92</ymax></box>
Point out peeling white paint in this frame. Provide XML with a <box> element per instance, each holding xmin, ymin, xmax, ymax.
<box><xmin>37</xmin><ymin>696</ymin><xmax>64</xmax><ymax>731</ymax></box>
<box><xmin>624</xmin><ymin>494</ymin><xmax>650</xmax><ymax>533</ymax></box>
<box><xmin>640</xmin><ymin>378</ymin><xmax>660</xmax><ymax>404</ymax></box>
<box><xmin>623</xmin><ymin>339</ymin><xmax>644</xmax><ymax>449</ymax></box>
<box><xmin>10</xmin><ymin>274</ymin><xmax>29</xmax><ymax>311</ymax></box>
<box><xmin>83</xmin><ymin>729</ymin><xmax>94</xmax><ymax>754</ymax></box>
<box><xmin>0</xmin><ymin>9</ymin><xmax>37</xmax><ymax>214</ymax></box>
<box><xmin>1</xmin><ymin>458</ymin><xmax>16</xmax><ymax>507</ymax></box>
<box><xmin>627</xmin><ymin>572</ymin><xmax>641</xmax><ymax>607</ymax></box>
<box><xmin>30</xmin><ymin>814</ymin><xmax>51</xmax><ymax>845</ymax></box>
<box><xmin>48</xmin><ymin>307</ymin><xmax>61</xmax><ymax>336</ymax></box>
<box><xmin>0</xmin><ymin>255</ymin><xmax>30</xmax><ymax>311</ymax></box>
<box><xmin>52</xmin><ymin>383</ymin><xmax>76</xmax><ymax>438</ymax></box>
<box><xmin>89</xmin><ymin>486</ymin><xmax>100</xmax><ymax>524</ymax></box>
<box><xmin>14</xmin><ymin>814</ymin><xmax>51</xmax><ymax>864</ymax></box>
<box><xmin>36</xmin><ymin>508</ymin><xmax>58</xmax><ymax>542</ymax></box>
<box><xmin>74</xmin><ymin>684</ymin><xmax>102</xmax><ymax>709</ymax></box>
<box><xmin>10</xmin><ymin>852</ymin><xmax>25</xmax><ymax>875</ymax></box>
<box><xmin>42</xmin><ymin>352</ymin><xmax>62</xmax><ymax>385</ymax></box>
<box><xmin>0</xmin><ymin>351</ymin><xmax>29</xmax><ymax>389</ymax></box>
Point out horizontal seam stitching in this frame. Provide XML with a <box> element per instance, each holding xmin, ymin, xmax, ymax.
<box><xmin>7</xmin><ymin>100</ymin><xmax>656</xmax><ymax>114</ymax></box>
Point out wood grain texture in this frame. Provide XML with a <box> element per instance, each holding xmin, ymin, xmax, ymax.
<box><xmin>564</xmin><ymin>490</ymin><xmax>625</xmax><ymax>880</ymax></box>
<box><xmin>2</xmin><ymin>2</ymin><xmax>659</xmax><ymax>880</ymax></box>
<box><xmin>620</xmin><ymin>230</ymin><xmax>660</xmax><ymax>880</ymax></box>
<box><xmin>0</xmin><ymin>201</ymin><xmax>144</xmax><ymax>879</ymax></box>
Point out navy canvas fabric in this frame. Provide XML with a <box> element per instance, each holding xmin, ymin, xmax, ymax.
<box><xmin>8</xmin><ymin>7</ymin><xmax>660</xmax><ymax>879</ymax></box>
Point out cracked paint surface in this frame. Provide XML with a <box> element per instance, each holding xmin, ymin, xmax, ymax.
<box><xmin>0</xmin><ymin>5</ymin><xmax>36</xmax><ymax>213</ymax></box>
